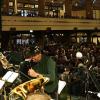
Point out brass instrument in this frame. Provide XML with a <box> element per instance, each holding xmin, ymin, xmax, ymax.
<box><xmin>9</xmin><ymin>76</ymin><xmax>49</xmax><ymax>100</ymax></box>
<box><xmin>0</xmin><ymin>52</ymin><xmax>13</xmax><ymax>69</ymax></box>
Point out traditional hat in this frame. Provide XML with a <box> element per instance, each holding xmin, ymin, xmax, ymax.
<box><xmin>27</xmin><ymin>45</ymin><xmax>41</xmax><ymax>57</ymax></box>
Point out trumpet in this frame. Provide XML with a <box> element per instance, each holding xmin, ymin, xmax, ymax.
<box><xmin>0</xmin><ymin>52</ymin><xmax>13</xmax><ymax>69</ymax></box>
<box><xmin>9</xmin><ymin>76</ymin><xmax>49</xmax><ymax>100</ymax></box>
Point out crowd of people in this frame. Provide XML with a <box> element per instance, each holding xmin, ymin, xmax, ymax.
<box><xmin>0</xmin><ymin>42</ymin><xmax>100</xmax><ymax>100</ymax></box>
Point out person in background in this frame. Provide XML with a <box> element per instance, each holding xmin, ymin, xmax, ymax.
<box><xmin>70</xmin><ymin>51</ymin><xmax>86</xmax><ymax>99</ymax></box>
<box><xmin>19</xmin><ymin>45</ymin><xmax>58</xmax><ymax>100</ymax></box>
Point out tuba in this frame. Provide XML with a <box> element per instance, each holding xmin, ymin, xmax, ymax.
<box><xmin>0</xmin><ymin>52</ymin><xmax>13</xmax><ymax>69</ymax></box>
<box><xmin>9</xmin><ymin>76</ymin><xmax>50</xmax><ymax>100</ymax></box>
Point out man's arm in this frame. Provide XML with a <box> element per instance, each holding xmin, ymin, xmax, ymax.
<box><xmin>28</xmin><ymin>68</ymin><xmax>43</xmax><ymax>78</ymax></box>
<box><xmin>43</xmin><ymin>57</ymin><xmax>56</xmax><ymax>82</ymax></box>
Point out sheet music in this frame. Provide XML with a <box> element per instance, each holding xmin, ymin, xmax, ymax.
<box><xmin>2</xmin><ymin>71</ymin><xmax>12</xmax><ymax>81</ymax></box>
<box><xmin>7</xmin><ymin>72</ymin><xmax>18</xmax><ymax>83</ymax></box>
<box><xmin>2</xmin><ymin>71</ymin><xmax>19</xmax><ymax>83</ymax></box>
<box><xmin>58</xmin><ymin>80</ymin><xmax>66</xmax><ymax>94</ymax></box>
<box><xmin>0</xmin><ymin>80</ymin><xmax>5</xmax><ymax>89</ymax></box>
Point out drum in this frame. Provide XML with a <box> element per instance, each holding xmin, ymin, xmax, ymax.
<box><xmin>26</xmin><ymin>93</ymin><xmax>51</xmax><ymax>100</ymax></box>
<box><xmin>9</xmin><ymin>93</ymin><xmax>51</xmax><ymax>100</ymax></box>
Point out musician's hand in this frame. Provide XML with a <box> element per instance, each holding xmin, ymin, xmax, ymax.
<box><xmin>28</xmin><ymin>68</ymin><xmax>39</xmax><ymax>78</ymax></box>
<box><xmin>41</xmin><ymin>86</ymin><xmax>44</xmax><ymax>93</ymax></box>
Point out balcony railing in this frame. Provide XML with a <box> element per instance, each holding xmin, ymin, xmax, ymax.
<box><xmin>2</xmin><ymin>16</ymin><xmax>100</xmax><ymax>31</ymax></box>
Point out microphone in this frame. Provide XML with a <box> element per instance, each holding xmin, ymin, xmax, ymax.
<box><xmin>89</xmin><ymin>65</ymin><xmax>93</xmax><ymax>70</ymax></box>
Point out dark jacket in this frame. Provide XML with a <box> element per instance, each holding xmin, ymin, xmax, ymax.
<box><xmin>19</xmin><ymin>55</ymin><xmax>58</xmax><ymax>93</ymax></box>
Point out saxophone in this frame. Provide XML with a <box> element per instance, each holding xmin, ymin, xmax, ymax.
<box><xmin>9</xmin><ymin>76</ymin><xmax>49</xmax><ymax>100</ymax></box>
<box><xmin>0</xmin><ymin>52</ymin><xmax>13</xmax><ymax>69</ymax></box>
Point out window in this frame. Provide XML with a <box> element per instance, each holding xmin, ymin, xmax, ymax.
<box><xmin>8</xmin><ymin>9</ymin><xmax>13</xmax><ymax>15</ymax></box>
<box><xmin>24</xmin><ymin>4</ymin><xmax>29</xmax><ymax>8</ymax></box>
<box><xmin>17</xmin><ymin>3</ymin><xmax>23</xmax><ymax>7</ymax></box>
<box><xmin>35</xmin><ymin>5</ymin><xmax>38</xmax><ymax>8</ymax></box>
<box><xmin>9</xmin><ymin>2</ymin><xmax>13</xmax><ymax>6</ymax></box>
<box><xmin>30</xmin><ymin>5</ymin><xmax>34</xmax><ymax>8</ymax></box>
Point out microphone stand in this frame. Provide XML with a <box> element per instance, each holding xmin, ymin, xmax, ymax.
<box><xmin>84</xmin><ymin>65</ymin><xmax>100</xmax><ymax>100</ymax></box>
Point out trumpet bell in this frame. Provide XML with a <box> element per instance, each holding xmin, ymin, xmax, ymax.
<box><xmin>10</xmin><ymin>77</ymin><xmax>49</xmax><ymax>99</ymax></box>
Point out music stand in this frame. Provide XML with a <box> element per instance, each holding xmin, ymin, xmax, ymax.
<box><xmin>0</xmin><ymin>71</ymin><xmax>18</xmax><ymax>100</ymax></box>
<box><xmin>2</xmin><ymin>71</ymin><xmax>19</xmax><ymax>83</ymax></box>
<box><xmin>58</xmin><ymin>80</ymin><xmax>66</xmax><ymax>95</ymax></box>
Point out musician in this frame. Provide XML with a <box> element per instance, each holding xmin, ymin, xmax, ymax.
<box><xmin>70</xmin><ymin>51</ymin><xmax>86</xmax><ymax>97</ymax></box>
<box><xmin>19</xmin><ymin>45</ymin><xmax>58</xmax><ymax>99</ymax></box>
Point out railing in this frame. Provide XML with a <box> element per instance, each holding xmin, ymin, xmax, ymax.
<box><xmin>2</xmin><ymin>16</ymin><xmax>100</xmax><ymax>31</ymax></box>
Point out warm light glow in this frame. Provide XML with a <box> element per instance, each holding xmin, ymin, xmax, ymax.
<box><xmin>76</xmin><ymin>52</ymin><xmax>83</xmax><ymax>59</ymax></box>
<box><xmin>30</xmin><ymin>30</ymin><xmax>33</xmax><ymax>33</ymax></box>
<box><xmin>93</xmin><ymin>0</ymin><xmax>96</xmax><ymax>4</ymax></box>
<box><xmin>97</xmin><ymin>93</ymin><xmax>100</xmax><ymax>98</ymax></box>
<box><xmin>75</xmin><ymin>2</ymin><xmax>78</xmax><ymax>7</ymax></box>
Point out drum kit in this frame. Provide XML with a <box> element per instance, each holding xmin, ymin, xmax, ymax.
<box><xmin>0</xmin><ymin>52</ymin><xmax>51</xmax><ymax>100</ymax></box>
